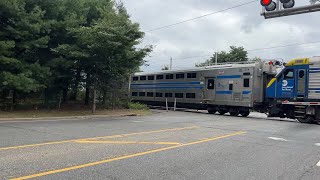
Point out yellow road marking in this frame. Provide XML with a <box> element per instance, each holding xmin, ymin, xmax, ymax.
<box><xmin>10</xmin><ymin>131</ymin><xmax>246</xmax><ymax>180</ymax></box>
<box><xmin>74</xmin><ymin>140</ymin><xmax>181</xmax><ymax>145</ymax></box>
<box><xmin>0</xmin><ymin>126</ymin><xmax>198</xmax><ymax>151</ymax></box>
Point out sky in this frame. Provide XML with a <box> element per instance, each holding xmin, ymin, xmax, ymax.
<box><xmin>121</xmin><ymin>0</ymin><xmax>320</xmax><ymax>72</ymax></box>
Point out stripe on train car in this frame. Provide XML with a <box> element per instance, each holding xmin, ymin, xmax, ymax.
<box><xmin>131</xmin><ymin>82</ymin><xmax>202</xmax><ymax>86</ymax></box>
<box><xmin>216</xmin><ymin>91</ymin><xmax>232</xmax><ymax>95</ymax></box>
<box><xmin>242</xmin><ymin>91</ymin><xmax>252</xmax><ymax>95</ymax></box>
<box><xmin>309</xmin><ymin>88</ymin><xmax>320</xmax><ymax>91</ymax></box>
<box><xmin>216</xmin><ymin>75</ymin><xmax>241</xmax><ymax>79</ymax></box>
<box><xmin>131</xmin><ymin>86</ymin><xmax>204</xmax><ymax>89</ymax></box>
<box><xmin>216</xmin><ymin>91</ymin><xmax>252</xmax><ymax>95</ymax></box>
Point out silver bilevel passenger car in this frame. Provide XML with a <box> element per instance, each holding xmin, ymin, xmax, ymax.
<box><xmin>130</xmin><ymin>61</ymin><xmax>277</xmax><ymax>117</ymax></box>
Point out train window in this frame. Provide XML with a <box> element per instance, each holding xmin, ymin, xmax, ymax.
<box><xmin>166</xmin><ymin>74</ymin><xmax>174</xmax><ymax>79</ymax></box>
<box><xmin>156</xmin><ymin>75</ymin><xmax>164</xmax><ymax>80</ymax></box>
<box><xmin>207</xmin><ymin>79</ymin><xmax>215</xmax><ymax>89</ymax></box>
<box><xmin>140</xmin><ymin>76</ymin><xmax>147</xmax><ymax>81</ymax></box>
<box><xmin>132</xmin><ymin>92</ymin><xmax>138</xmax><ymax>96</ymax></box>
<box><xmin>175</xmin><ymin>93</ymin><xmax>184</xmax><ymax>98</ymax></box>
<box><xmin>132</xmin><ymin>77</ymin><xmax>139</xmax><ymax>81</ymax></box>
<box><xmin>165</xmin><ymin>93</ymin><xmax>173</xmax><ymax>98</ymax></box>
<box><xmin>148</xmin><ymin>76</ymin><xmax>155</xmax><ymax>80</ymax></box>
<box><xmin>229</xmin><ymin>84</ymin><xmax>233</xmax><ymax>91</ymax></box>
<box><xmin>243</xmin><ymin>72</ymin><xmax>251</xmax><ymax>76</ymax></box>
<box><xmin>186</xmin><ymin>93</ymin><xmax>196</xmax><ymax>99</ymax></box>
<box><xmin>139</xmin><ymin>92</ymin><xmax>146</xmax><ymax>96</ymax></box>
<box><xmin>156</xmin><ymin>93</ymin><xmax>163</xmax><ymax>97</ymax></box>
<box><xmin>187</xmin><ymin>73</ymin><xmax>197</xmax><ymax>79</ymax></box>
<box><xmin>176</xmin><ymin>73</ymin><xmax>185</xmax><ymax>79</ymax></box>
<box><xmin>284</xmin><ymin>69</ymin><xmax>294</xmax><ymax>79</ymax></box>
<box><xmin>244</xmin><ymin>78</ymin><xmax>250</xmax><ymax>87</ymax></box>
<box><xmin>299</xmin><ymin>70</ymin><xmax>305</xmax><ymax>79</ymax></box>
<box><xmin>147</xmin><ymin>92</ymin><xmax>154</xmax><ymax>97</ymax></box>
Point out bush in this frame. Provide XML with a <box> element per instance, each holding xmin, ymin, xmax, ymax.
<box><xmin>128</xmin><ymin>102</ymin><xmax>148</xmax><ymax>110</ymax></box>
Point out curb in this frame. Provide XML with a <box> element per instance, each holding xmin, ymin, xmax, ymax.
<box><xmin>0</xmin><ymin>113</ymin><xmax>138</xmax><ymax>122</ymax></box>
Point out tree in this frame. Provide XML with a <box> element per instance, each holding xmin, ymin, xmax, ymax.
<box><xmin>0</xmin><ymin>0</ymin><xmax>51</xmax><ymax>109</ymax></box>
<box><xmin>196</xmin><ymin>46</ymin><xmax>248</xmax><ymax>67</ymax></box>
<box><xmin>0</xmin><ymin>0</ymin><xmax>152</xmax><ymax>110</ymax></box>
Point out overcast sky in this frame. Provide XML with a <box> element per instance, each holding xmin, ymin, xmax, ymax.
<box><xmin>121</xmin><ymin>0</ymin><xmax>320</xmax><ymax>72</ymax></box>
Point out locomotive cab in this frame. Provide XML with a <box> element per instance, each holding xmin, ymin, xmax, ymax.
<box><xmin>266</xmin><ymin>58</ymin><xmax>309</xmax><ymax>100</ymax></box>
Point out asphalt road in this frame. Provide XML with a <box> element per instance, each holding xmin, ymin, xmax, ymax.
<box><xmin>1</xmin><ymin>110</ymin><xmax>320</xmax><ymax>180</ymax></box>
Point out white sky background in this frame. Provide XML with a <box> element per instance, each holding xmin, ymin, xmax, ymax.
<box><xmin>121</xmin><ymin>0</ymin><xmax>320</xmax><ymax>72</ymax></box>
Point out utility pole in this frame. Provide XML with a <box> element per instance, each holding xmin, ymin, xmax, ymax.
<box><xmin>215</xmin><ymin>52</ymin><xmax>218</xmax><ymax>65</ymax></box>
<box><xmin>170</xmin><ymin>57</ymin><xmax>173</xmax><ymax>70</ymax></box>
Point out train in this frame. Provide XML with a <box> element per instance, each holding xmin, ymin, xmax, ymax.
<box><xmin>129</xmin><ymin>57</ymin><xmax>320</xmax><ymax>124</ymax></box>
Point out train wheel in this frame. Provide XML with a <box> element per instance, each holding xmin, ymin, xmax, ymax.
<box><xmin>240</xmin><ymin>111</ymin><xmax>250</xmax><ymax>117</ymax></box>
<box><xmin>297</xmin><ymin>116</ymin><xmax>316</xmax><ymax>124</ymax></box>
<box><xmin>208</xmin><ymin>110</ymin><xmax>216</xmax><ymax>114</ymax></box>
<box><xmin>218</xmin><ymin>110</ymin><xmax>226</xmax><ymax>115</ymax></box>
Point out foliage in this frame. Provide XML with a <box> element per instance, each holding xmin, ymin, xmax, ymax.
<box><xmin>196</xmin><ymin>46</ymin><xmax>248</xmax><ymax>67</ymax></box>
<box><xmin>128</xmin><ymin>102</ymin><xmax>149</xmax><ymax>110</ymax></box>
<box><xmin>0</xmin><ymin>0</ymin><xmax>152</xmax><ymax>110</ymax></box>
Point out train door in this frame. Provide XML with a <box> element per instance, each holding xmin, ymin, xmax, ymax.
<box><xmin>276</xmin><ymin>68</ymin><xmax>295</xmax><ymax>99</ymax></box>
<box><xmin>296</xmin><ymin>69</ymin><xmax>307</xmax><ymax>98</ymax></box>
<box><xmin>204</xmin><ymin>78</ymin><xmax>216</xmax><ymax>100</ymax></box>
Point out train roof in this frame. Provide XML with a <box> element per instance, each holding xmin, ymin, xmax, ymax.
<box><xmin>134</xmin><ymin>62</ymin><xmax>259</xmax><ymax>76</ymax></box>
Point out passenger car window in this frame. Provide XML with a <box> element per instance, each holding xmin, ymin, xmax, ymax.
<box><xmin>148</xmin><ymin>76</ymin><xmax>155</xmax><ymax>80</ymax></box>
<box><xmin>284</xmin><ymin>69</ymin><xmax>294</xmax><ymax>79</ymax></box>
<box><xmin>156</xmin><ymin>75</ymin><xmax>164</xmax><ymax>80</ymax></box>
<box><xmin>176</xmin><ymin>73</ymin><xmax>185</xmax><ymax>79</ymax></box>
<box><xmin>244</xmin><ymin>79</ymin><xmax>250</xmax><ymax>88</ymax></box>
<box><xmin>140</xmin><ymin>76</ymin><xmax>147</xmax><ymax>81</ymax></box>
<box><xmin>207</xmin><ymin>79</ymin><xmax>215</xmax><ymax>89</ymax></box>
<box><xmin>187</xmin><ymin>73</ymin><xmax>197</xmax><ymax>79</ymax></box>
<box><xmin>132</xmin><ymin>77</ymin><xmax>139</xmax><ymax>81</ymax></box>
<box><xmin>299</xmin><ymin>70</ymin><xmax>305</xmax><ymax>79</ymax></box>
<box><xmin>166</xmin><ymin>74</ymin><xmax>174</xmax><ymax>79</ymax></box>
<box><xmin>229</xmin><ymin>84</ymin><xmax>233</xmax><ymax>91</ymax></box>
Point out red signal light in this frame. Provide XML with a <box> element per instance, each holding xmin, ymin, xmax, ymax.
<box><xmin>261</xmin><ymin>0</ymin><xmax>272</xmax><ymax>6</ymax></box>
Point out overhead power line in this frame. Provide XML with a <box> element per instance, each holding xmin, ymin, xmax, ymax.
<box><xmin>146</xmin><ymin>0</ymin><xmax>257</xmax><ymax>32</ymax></box>
<box><xmin>149</xmin><ymin>40</ymin><xmax>320</xmax><ymax>61</ymax></box>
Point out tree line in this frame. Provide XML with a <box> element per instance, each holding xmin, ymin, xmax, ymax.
<box><xmin>0</xmin><ymin>0</ymin><xmax>152</xmax><ymax>110</ymax></box>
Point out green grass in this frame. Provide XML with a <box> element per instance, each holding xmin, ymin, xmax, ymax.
<box><xmin>128</xmin><ymin>102</ymin><xmax>149</xmax><ymax>110</ymax></box>
<box><xmin>0</xmin><ymin>109</ymin><xmax>150</xmax><ymax>119</ymax></box>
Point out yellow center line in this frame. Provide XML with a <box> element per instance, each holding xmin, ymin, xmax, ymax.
<box><xmin>0</xmin><ymin>126</ymin><xmax>198</xmax><ymax>151</ymax></box>
<box><xmin>74</xmin><ymin>140</ymin><xmax>182</xmax><ymax>145</ymax></box>
<box><xmin>10</xmin><ymin>131</ymin><xmax>246</xmax><ymax>180</ymax></box>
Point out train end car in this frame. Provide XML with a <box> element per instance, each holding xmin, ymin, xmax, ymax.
<box><xmin>265</xmin><ymin>56</ymin><xmax>320</xmax><ymax>123</ymax></box>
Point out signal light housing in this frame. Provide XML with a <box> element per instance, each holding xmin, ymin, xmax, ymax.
<box><xmin>261</xmin><ymin>0</ymin><xmax>295</xmax><ymax>12</ymax></box>
<box><xmin>282</xmin><ymin>0</ymin><xmax>295</xmax><ymax>9</ymax></box>
<box><xmin>261</xmin><ymin>0</ymin><xmax>277</xmax><ymax>11</ymax></box>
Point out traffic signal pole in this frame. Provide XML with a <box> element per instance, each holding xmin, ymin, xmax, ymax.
<box><xmin>261</xmin><ymin>2</ymin><xmax>320</xmax><ymax>19</ymax></box>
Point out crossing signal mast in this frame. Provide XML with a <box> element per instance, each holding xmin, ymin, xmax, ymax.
<box><xmin>261</xmin><ymin>0</ymin><xmax>320</xmax><ymax>19</ymax></box>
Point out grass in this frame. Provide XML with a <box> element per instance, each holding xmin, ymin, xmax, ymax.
<box><xmin>0</xmin><ymin>109</ymin><xmax>151</xmax><ymax>119</ymax></box>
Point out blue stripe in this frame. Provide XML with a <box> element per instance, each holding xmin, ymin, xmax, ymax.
<box><xmin>309</xmin><ymin>88</ymin><xmax>320</xmax><ymax>91</ymax></box>
<box><xmin>216</xmin><ymin>75</ymin><xmax>241</xmax><ymax>79</ymax></box>
<box><xmin>131</xmin><ymin>86</ymin><xmax>204</xmax><ymax>89</ymax></box>
<box><xmin>242</xmin><ymin>91</ymin><xmax>252</xmax><ymax>95</ymax></box>
<box><xmin>310</xmin><ymin>68</ymin><xmax>320</xmax><ymax>70</ymax></box>
<box><xmin>131</xmin><ymin>82</ymin><xmax>202</xmax><ymax>86</ymax></box>
<box><xmin>216</xmin><ymin>91</ymin><xmax>232</xmax><ymax>95</ymax></box>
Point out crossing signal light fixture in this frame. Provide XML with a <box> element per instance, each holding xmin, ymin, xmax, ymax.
<box><xmin>261</xmin><ymin>0</ymin><xmax>276</xmax><ymax>11</ymax></box>
<box><xmin>281</xmin><ymin>0</ymin><xmax>295</xmax><ymax>9</ymax></box>
<box><xmin>261</xmin><ymin>0</ymin><xmax>295</xmax><ymax>11</ymax></box>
